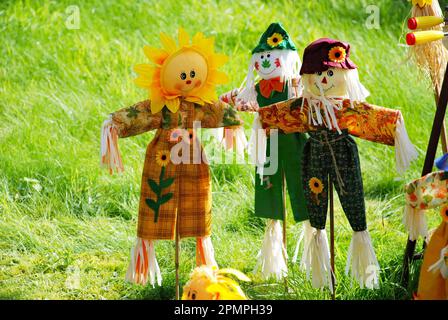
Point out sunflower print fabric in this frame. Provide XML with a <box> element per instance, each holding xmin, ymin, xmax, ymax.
<box><xmin>111</xmin><ymin>99</ymin><xmax>242</xmax><ymax>240</ymax></box>
<box><xmin>257</xmin><ymin>98</ymin><xmax>400</xmax><ymax>146</ymax></box>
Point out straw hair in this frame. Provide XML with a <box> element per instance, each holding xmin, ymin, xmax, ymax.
<box><xmin>410</xmin><ymin>0</ymin><xmax>448</xmax><ymax>92</ymax></box>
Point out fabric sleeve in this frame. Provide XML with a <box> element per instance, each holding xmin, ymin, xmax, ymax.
<box><xmin>110</xmin><ymin>100</ymin><xmax>162</xmax><ymax>138</ymax></box>
<box><xmin>196</xmin><ymin>100</ymin><xmax>243</xmax><ymax>128</ymax></box>
<box><xmin>337</xmin><ymin>101</ymin><xmax>400</xmax><ymax>146</ymax></box>
<box><xmin>256</xmin><ymin>98</ymin><xmax>311</xmax><ymax>133</ymax></box>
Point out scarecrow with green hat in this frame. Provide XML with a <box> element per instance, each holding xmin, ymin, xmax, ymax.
<box><xmin>220</xmin><ymin>22</ymin><xmax>313</xmax><ymax>280</ymax></box>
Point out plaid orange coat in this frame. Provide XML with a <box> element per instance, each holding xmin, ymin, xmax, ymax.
<box><xmin>111</xmin><ymin>99</ymin><xmax>242</xmax><ymax>240</ymax></box>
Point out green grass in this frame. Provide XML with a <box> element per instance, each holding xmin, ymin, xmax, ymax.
<box><xmin>0</xmin><ymin>0</ymin><xmax>445</xmax><ymax>300</ymax></box>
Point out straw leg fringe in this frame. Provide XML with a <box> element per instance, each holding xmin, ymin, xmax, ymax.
<box><xmin>301</xmin><ymin>228</ymin><xmax>334</xmax><ymax>293</ymax></box>
<box><xmin>292</xmin><ymin>220</ymin><xmax>316</xmax><ymax>265</ymax></box>
<box><xmin>196</xmin><ymin>236</ymin><xmax>218</xmax><ymax>268</ymax></box>
<box><xmin>254</xmin><ymin>219</ymin><xmax>288</xmax><ymax>281</ymax></box>
<box><xmin>345</xmin><ymin>231</ymin><xmax>380</xmax><ymax>290</ymax></box>
<box><xmin>125</xmin><ymin>238</ymin><xmax>162</xmax><ymax>287</ymax></box>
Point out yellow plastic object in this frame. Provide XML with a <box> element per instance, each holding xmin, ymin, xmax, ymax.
<box><xmin>408</xmin><ymin>16</ymin><xmax>444</xmax><ymax>30</ymax></box>
<box><xmin>406</xmin><ymin>30</ymin><xmax>445</xmax><ymax>45</ymax></box>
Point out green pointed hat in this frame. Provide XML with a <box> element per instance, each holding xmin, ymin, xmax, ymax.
<box><xmin>252</xmin><ymin>22</ymin><xmax>297</xmax><ymax>54</ymax></box>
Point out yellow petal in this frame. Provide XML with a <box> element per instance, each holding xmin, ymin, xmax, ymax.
<box><xmin>133</xmin><ymin>64</ymin><xmax>154</xmax><ymax>77</ymax></box>
<box><xmin>143</xmin><ymin>46</ymin><xmax>169</xmax><ymax>65</ymax></box>
<box><xmin>208</xmin><ymin>70</ymin><xmax>229</xmax><ymax>84</ymax></box>
<box><xmin>197</xmin><ymin>85</ymin><xmax>218</xmax><ymax>103</ymax></box>
<box><xmin>150</xmin><ymin>98</ymin><xmax>165</xmax><ymax>114</ymax></box>
<box><xmin>165</xmin><ymin>97</ymin><xmax>180</xmax><ymax>113</ymax></box>
<box><xmin>217</xmin><ymin>268</ymin><xmax>251</xmax><ymax>282</ymax></box>
<box><xmin>160</xmin><ymin>32</ymin><xmax>178</xmax><ymax>54</ymax></box>
<box><xmin>192</xmin><ymin>32</ymin><xmax>204</xmax><ymax>45</ymax></box>
<box><xmin>134</xmin><ymin>76</ymin><xmax>152</xmax><ymax>88</ymax></box>
<box><xmin>178</xmin><ymin>27</ymin><xmax>190</xmax><ymax>47</ymax></box>
<box><xmin>184</xmin><ymin>96</ymin><xmax>202</xmax><ymax>103</ymax></box>
<box><xmin>209</xmin><ymin>53</ymin><xmax>228</xmax><ymax>69</ymax></box>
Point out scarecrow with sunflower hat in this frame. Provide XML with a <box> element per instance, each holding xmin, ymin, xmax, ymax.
<box><xmin>220</xmin><ymin>22</ymin><xmax>312</xmax><ymax>280</ymax></box>
<box><xmin>404</xmin><ymin>154</ymin><xmax>448</xmax><ymax>299</ymax></box>
<box><xmin>254</xmin><ymin>38</ymin><xmax>418</xmax><ymax>292</ymax></box>
<box><xmin>100</xmin><ymin>28</ymin><xmax>242</xmax><ymax>287</ymax></box>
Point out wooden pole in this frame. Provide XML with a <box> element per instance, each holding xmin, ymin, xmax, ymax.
<box><xmin>329</xmin><ymin>178</ymin><xmax>336</xmax><ymax>300</ymax></box>
<box><xmin>433</xmin><ymin>87</ymin><xmax>448</xmax><ymax>154</ymax></box>
<box><xmin>282</xmin><ymin>172</ymin><xmax>287</xmax><ymax>247</ymax></box>
<box><xmin>282</xmin><ymin>171</ymin><xmax>288</xmax><ymax>293</ymax></box>
<box><xmin>401</xmin><ymin>61</ymin><xmax>448</xmax><ymax>289</ymax></box>
<box><xmin>175</xmin><ymin>217</ymin><xmax>180</xmax><ymax>300</ymax></box>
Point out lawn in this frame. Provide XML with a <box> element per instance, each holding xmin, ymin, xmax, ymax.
<box><xmin>0</xmin><ymin>0</ymin><xmax>444</xmax><ymax>300</ymax></box>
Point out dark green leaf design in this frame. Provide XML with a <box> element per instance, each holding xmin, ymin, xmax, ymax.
<box><xmin>148</xmin><ymin>179</ymin><xmax>161</xmax><ymax>194</ymax></box>
<box><xmin>261</xmin><ymin>59</ymin><xmax>271</xmax><ymax>68</ymax></box>
<box><xmin>145</xmin><ymin>166</ymin><xmax>175</xmax><ymax>223</ymax></box>
<box><xmin>222</xmin><ymin>106</ymin><xmax>241</xmax><ymax>127</ymax></box>
<box><xmin>159</xmin><ymin>193</ymin><xmax>173</xmax><ymax>204</ymax></box>
<box><xmin>145</xmin><ymin>198</ymin><xmax>158</xmax><ymax>212</ymax></box>
<box><xmin>161</xmin><ymin>107</ymin><xmax>171</xmax><ymax>129</ymax></box>
<box><xmin>160</xmin><ymin>177</ymin><xmax>174</xmax><ymax>188</ymax></box>
<box><xmin>126</xmin><ymin>106</ymin><xmax>140</xmax><ymax>118</ymax></box>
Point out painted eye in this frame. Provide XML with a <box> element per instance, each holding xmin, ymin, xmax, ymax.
<box><xmin>191</xmin><ymin>293</ymin><xmax>196</xmax><ymax>300</ymax></box>
<box><xmin>190</xmin><ymin>70</ymin><xmax>195</xmax><ymax>78</ymax></box>
<box><xmin>327</xmin><ymin>70</ymin><xmax>334</xmax><ymax>77</ymax></box>
<box><xmin>317</xmin><ymin>71</ymin><xmax>322</xmax><ymax>76</ymax></box>
<box><xmin>261</xmin><ymin>55</ymin><xmax>264</xmax><ymax>59</ymax></box>
<box><xmin>267</xmin><ymin>54</ymin><xmax>270</xmax><ymax>58</ymax></box>
<box><xmin>180</xmin><ymin>72</ymin><xmax>187</xmax><ymax>80</ymax></box>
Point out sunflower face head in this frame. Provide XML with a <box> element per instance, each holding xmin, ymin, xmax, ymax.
<box><xmin>161</xmin><ymin>49</ymin><xmax>208</xmax><ymax>96</ymax></box>
<box><xmin>134</xmin><ymin>28</ymin><xmax>229</xmax><ymax>114</ymax></box>
<box><xmin>182</xmin><ymin>266</ymin><xmax>218</xmax><ymax>300</ymax></box>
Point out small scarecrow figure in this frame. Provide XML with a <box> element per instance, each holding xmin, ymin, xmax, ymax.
<box><xmin>182</xmin><ymin>266</ymin><xmax>250</xmax><ymax>300</ymax></box>
<box><xmin>100</xmin><ymin>28</ymin><xmax>242</xmax><ymax>287</ymax></box>
<box><xmin>404</xmin><ymin>154</ymin><xmax>448</xmax><ymax>300</ymax></box>
<box><xmin>255</xmin><ymin>38</ymin><xmax>418</xmax><ymax>291</ymax></box>
<box><xmin>220</xmin><ymin>22</ymin><xmax>312</xmax><ymax>280</ymax></box>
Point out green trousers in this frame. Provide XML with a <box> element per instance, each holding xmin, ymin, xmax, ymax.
<box><xmin>254</xmin><ymin>132</ymin><xmax>309</xmax><ymax>222</ymax></box>
<box><xmin>302</xmin><ymin>129</ymin><xmax>367</xmax><ymax>232</ymax></box>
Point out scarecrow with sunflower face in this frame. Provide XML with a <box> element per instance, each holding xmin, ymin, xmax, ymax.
<box><xmin>404</xmin><ymin>154</ymin><xmax>448</xmax><ymax>300</ymax></box>
<box><xmin>220</xmin><ymin>22</ymin><xmax>312</xmax><ymax>280</ymax></box>
<box><xmin>255</xmin><ymin>38</ymin><xmax>418</xmax><ymax>292</ymax></box>
<box><xmin>100</xmin><ymin>28</ymin><xmax>242</xmax><ymax>286</ymax></box>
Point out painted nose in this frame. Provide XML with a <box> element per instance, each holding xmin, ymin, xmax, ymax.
<box><xmin>186</xmin><ymin>80</ymin><xmax>192</xmax><ymax>84</ymax></box>
<box><xmin>321</xmin><ymin>77</ymin><xmax>327</xmax><ymax>84</ymax></box>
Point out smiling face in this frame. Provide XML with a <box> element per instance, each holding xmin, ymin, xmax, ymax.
<box><xmin>253</xmin><ymin>49</ymin><xmax>285</xmax><ymax>80</ymax></box>
<box><xmin>182</xmin><ymin>275</ymin><xmax>217</xmax><ymax>300</ymax></box>
<box><xmin>161</xmin><ymin>49</ymin><xmax>208</xmax><ymax>96</ymax></box>
<box><xmin>305</xmin><ymin>67</ymin><xmax>348</xmax><ymax>97</ymax></box>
